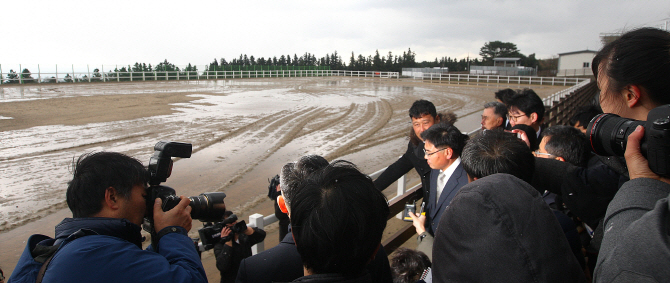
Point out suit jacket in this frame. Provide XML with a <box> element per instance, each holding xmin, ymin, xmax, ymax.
<box><xmin>425</xmin><ymin>162</ymin><xmax>467</xmax><ymax>236</ymax></box>
<box><xmin>236</xmin><ymin>232</ymin><xmax>392</xmax><ymax>283</ymax></box>
<box><xmin>373</xmin><ymin>142</ymin><xmax>431</xmax><ymax>193</ymax></box>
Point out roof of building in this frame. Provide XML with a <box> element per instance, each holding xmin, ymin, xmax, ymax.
<box><xmin>558</xmin><ymin>50</ymin><xmax>597</xmax><ymax>56</ymax></box>
<box><xmin>493</xmin><ymin>58</ymin><xmax>521</xmax><ymax>61</ymax></box>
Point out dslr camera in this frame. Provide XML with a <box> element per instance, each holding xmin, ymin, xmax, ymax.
<box><xmin>144</xmin><ymin>141</ymin><xmax>228</xmax><ymax>234</ymax></box>
<box><xmin>198</xmin><ymin>213</ymin><xmax>248</xmax><ymax>250</ymax></box>
<box><xmin>587</xmin><ymin>104</ymin><xmax>670</xmax><ymax>177</ymax></box>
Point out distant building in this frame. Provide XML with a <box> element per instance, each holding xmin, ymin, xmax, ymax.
<box><xmin>402</xmin><ymin>68</ymin><xmax>448</xmax><ymax>78</ymax></box>
<box><xmin>557</xmin><ymin>50</ymin><xmax>597</xmax><ymax>77</ymax></box>
<box><xmin>470</xmin><ymin>58</ymin><xmax>536</xmax><ymax>76</ymax></box>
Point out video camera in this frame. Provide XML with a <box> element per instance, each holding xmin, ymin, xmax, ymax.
<box><xmin>587</xmin><ymin>104</ymin><xmax>670</xmax><ymax>177</ymax></box>
<box><xmin>198</xmin><ymin>213</ymin><xmax>248</xmax><ymax>250</ymax></box>
<box><xmin>143</xmin><ymin>141</ymin><xmax>228</xmax><ymax>249</ymax></box>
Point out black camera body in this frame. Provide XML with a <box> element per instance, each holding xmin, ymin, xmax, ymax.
<box><xmin>144</xmin><ymin>141</ymin><xmax>228</xmax><ymax>232</ymax></box>
<box><xmin>587</xmin><ymin>104</ymin><xmax>670</xmax><ymax>177</ymax></box>
<box><xmin>198</xmin><ymin>214</ymin><xmax>248</xmax><ymax>250</ymax></box>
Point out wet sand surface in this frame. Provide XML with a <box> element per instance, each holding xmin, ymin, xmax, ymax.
<box><xmin>0</xmin><ymin>77</ymin><xmax>566</xmax><ymax>280</ymax></box>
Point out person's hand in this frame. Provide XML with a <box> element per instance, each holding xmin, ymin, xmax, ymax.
<box><xmin>153</xmin><ymin>196</ymin><xmax>193</xmax><ymax>232</ymax></box>
<box><xmin>408</xmin><ymin>211</ymin><xmax>426</xmax><ymax>235</ymax></box>
<box><xmin>221</xmin><ymin>226</ymin><xmax>233</xmax><ymax>246</ymax></box>
<box><xmin>625</xmin><ymin>126</ymin><xmax>670</xmax><ymax>184</ymax></box>
<box><xmin>509</xmin><ymin>129</ymin><xmax>531</xmax><ymax>148</ymax></box>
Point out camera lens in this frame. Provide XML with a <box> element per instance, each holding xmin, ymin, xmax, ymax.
<box><xmin>189</xmin><ymin>192</ymin><xmax>227</xmax><ymax>222</ymax></box>
<box><xmin>587</xmin><ymin>113</ymin><xmax>645</xmax><ymax>157</ymax></box>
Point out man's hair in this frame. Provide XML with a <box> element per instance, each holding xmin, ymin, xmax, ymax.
<box><xmin>420</xmin><ymin>122</ymin><xmax>468</xmax><ymax>156</ymax></box>
<box><xmin>540</xmin><ymin>125</ymin><xmax>590</xmax><ymax>167</ymax></box>
<box><xmin>290</xmin><ymin>160</ymin><xmax>389</xmax><ymax>276</ymax></box>
<box><xmin>390</xmin><ymin>247</ymin><xmax>431</xmax><ymax>283</ymax></box>
<box><xmin>484</xmin><ymin>101</ymin><xmax>507</xmax><ymax>119</ymax></box>
<box><xmin>461</xmin><ymin>130</ymin><xmax>535</xmax><ymax>183</ymax></box>
<box><xmin>408</xmin><ymin>100</ymin><xmax>437</xmax><ymax>119</ymax></box>
<box><xmin>494</xmin><ymin>88</ymin><xmax>516</xmax><ymax>105</ymax></box>
<box><xmin>569</xmin><ymin>105</ymin><xmax>602</xmax><ymax>128</ymax></box>
<box><xmin>507</xmin><ymin>89</ymin><xmax>545</xmax><ymax>122</ymax></box>
<box><xmin>408</xmin><ymin>112</ymin><xmax>458</xmax><ymax>146</ymax></box>
<box><xmin>279</xmin><ymin>155</ymin><xmax>329</xmax><ymax>208</ymax></box>
<box><xmin>66</xmin><ymin>152</ymin><xmax>148</xmax><ymax>218</ymax></box>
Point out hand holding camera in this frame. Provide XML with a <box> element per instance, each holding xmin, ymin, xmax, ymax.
<box><xmin>625</xmin><ymin>126</ymin><xmax>670</xmax><ymax>185</ymax></box>
<box><xmin>154</xmin><ymin>196</ymin><xmax>193</xmax><ymax>232</ymax></box>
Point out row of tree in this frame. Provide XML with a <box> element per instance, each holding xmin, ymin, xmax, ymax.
<box><xmin>3</xmin><ymin>42</ymin><xmax>555</xmax><ymax>83</ymax></box>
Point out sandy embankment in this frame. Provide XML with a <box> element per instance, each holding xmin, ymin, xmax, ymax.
<box><xmin>0</xmin><ymin>78</ymin><xmax>566</xmax><ymax>281</ymax></box>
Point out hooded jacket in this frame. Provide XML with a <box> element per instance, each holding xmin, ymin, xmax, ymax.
<box><xmin>9</xmin><ymin>217</ymin><xmax>206</xmax><ymax>283</ymax></box>
<box><xmin>432</xmin><ymin>173</ymin><xmax>586</xmax><ymax>283</ymax></box>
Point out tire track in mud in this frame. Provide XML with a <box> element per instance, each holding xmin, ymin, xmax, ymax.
<box><xmin>211</xmin><ymin>107</ymin><xmax>325</xmax><ymax>192</ymax></box>
<box><xmin>324</xmin><ymin>99</ymin><xmax>393</xmax><ymax>161</ymax></box>
<box><xmin>193</xmin><ymin>110</ymin><xmax>292</xmax><ymax>150</ymax></box>
<box><xmin>296</xmin><ymin>103</ymin><xmax>356</xmax><ymax>138</ymax></box>
<box><xmin>0</xmin><ymin>132</ymin><xmax>154</xmax><ymax>162</ymax></box>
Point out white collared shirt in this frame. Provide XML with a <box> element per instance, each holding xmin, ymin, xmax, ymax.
<box><xmin>436</xmin><ymin>157</ymin><xmax>461</xmax><ymax>204</ymax></box>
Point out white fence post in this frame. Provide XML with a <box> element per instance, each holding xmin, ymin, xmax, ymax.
<box><xmin>395</xmin><ymin>175</ymin><xmax>407</xmax><ymax>219</ymax></box>
<box><xmin>249</xmin><ymin>213</ymin><xmax>265</xmax><ymax>254</ymax></box>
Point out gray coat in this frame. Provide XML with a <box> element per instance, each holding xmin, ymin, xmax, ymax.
<box><xmin>594</xmin><ymin>177</ymin><xmax>670</xmax><ymax>282</ymax></box>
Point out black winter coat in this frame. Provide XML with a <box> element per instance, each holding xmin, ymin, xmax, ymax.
<box><xmin>373</xmin><ymin>141</ymin><xmax>431</xmax><ymax>196</ymax></box>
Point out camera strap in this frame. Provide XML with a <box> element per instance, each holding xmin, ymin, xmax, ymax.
<box><xmin>35</xmin><ymin>229</ymin><xmax>96</xmax><ymax>283</ymax></box>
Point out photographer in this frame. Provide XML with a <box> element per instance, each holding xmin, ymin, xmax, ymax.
<box><xmin>214</xmin><ymin>211</ymin><xmax>266</xmax><ymax>283</ymax></box>
<box><xmin>9</xmin><ymin>152</ymin><xmax>206</xmax><ymax>283</ymax></box>
<box><xmin>533</xmin><ymin>27</ymin><xmax>670</xmax><ymax>251</ymax></box>
<box><xmin>529</xmin><ymin>28</ymin><xmax>670</xmax><ymax>281</ymax></box>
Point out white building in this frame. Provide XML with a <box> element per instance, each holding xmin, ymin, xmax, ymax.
<box><xmin>557</xmin><ymin>50</ymin><xmax>597</xmax><ymax>77</ymax></box>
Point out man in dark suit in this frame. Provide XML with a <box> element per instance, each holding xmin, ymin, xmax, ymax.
<box><xmin>412</xmin><ymin>122</ymin><xmax>468</xmax><ymax>237</ymax></box>
<box><xmin>507</xmin><ymin>88</ymin><xmax>545</xmax><ymax>142</ymax></box>
<box><xmin>235</xmin><ymin>155</ymin><xmax>392</xmax><ymax>283</ymax></box>
<box><xmin>374</xmin><ymin>100</ymin><xmax>450</xmax><ymax>192</ymax></box>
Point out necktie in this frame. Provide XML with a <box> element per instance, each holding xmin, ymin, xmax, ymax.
<box><xmin>436</xmin><ymin>173</ymin><xmax>447</xmax><ymax>205</ymax></box>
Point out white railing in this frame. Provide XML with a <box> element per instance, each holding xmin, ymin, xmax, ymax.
<box><xmin>541</xmin><ymin>79</ymin><xmax>592</xmax><ymax>107</ymax></box>
<box><xmin>0</xmin><ymin>66</ymin><xmax>399</xmax><ymax>84</ymax></box>
<box><xmin>245</xmin><ymin>165</ymin><xmax>415</xmax><ymax>254</ymax></box>
<box><xmin>416</xmin><ymin>73</ymin><xmax>589</xmax><ymax>87</ymax></box>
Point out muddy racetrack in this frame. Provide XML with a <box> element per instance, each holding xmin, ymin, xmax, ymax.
<box><xmin>0</xmin><ymin>77</ymin><xmax>566</xmax><ymax>280</ymax></box>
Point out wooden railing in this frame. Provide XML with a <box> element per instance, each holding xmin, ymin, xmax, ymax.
<box><xmin>544</xmin><ymin>81</ymin><xmax>598</xmax><ymax>127</ymax></box>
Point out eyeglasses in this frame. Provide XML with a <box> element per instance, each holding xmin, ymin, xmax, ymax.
<box><xmin>533</xmin><ymin>150</ymin><xmax>555</xmax><ymax>157</ymax></box>
<box><xmin>423</xmin><ymin>148</ymin><xmax>446</xmax><ymax>157</ymax></box>
<box><xmin>507</xmin><ymin>113</ymin><xmax>525</xmax><ymax>122</ymax></box>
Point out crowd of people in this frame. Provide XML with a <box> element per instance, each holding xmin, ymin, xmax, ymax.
<box><xmin>4</xmin><ymin>27</ymin><xmax>670</xmax><ymax>283</ymax></box>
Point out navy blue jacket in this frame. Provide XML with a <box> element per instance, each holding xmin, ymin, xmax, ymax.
<box><xmin>425</xmin><ymin>162</ymin><xmax>467</xmax><ymax>236</ymax></box>
<box><xmin>9</xmin><ymin>217</ymin><xmax>206</xmax><ymax>283</ymax></box>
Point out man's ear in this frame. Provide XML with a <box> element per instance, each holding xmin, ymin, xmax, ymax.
<box><xmin>277</xmin><ymin>195</ymin><xmax>289</xmax><ymax>214</ymax></box>
<box><xmin>444</xmin><ymin>147</ymin><xmax>454</xmax><ymax>159</ymax></box>
<box><xmin>496</xmin><ymin>116</ymin><xmax>503</xmax><ymax>127</ymax></box>
<box><xmin>104</xmin><ymin>187</ymin><xmax>121</xmax><ymax>210</ymax></box>
<box><xmin>529</xmin><ymin>112</ymin><xmax>538</xmax><ymax>124</ymax></box>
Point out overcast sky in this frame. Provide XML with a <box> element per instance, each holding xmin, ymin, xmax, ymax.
<box><xmin>2</xmin><ymin>0</ymin><xmax>669</xmax><ymax>71</ymax></box>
